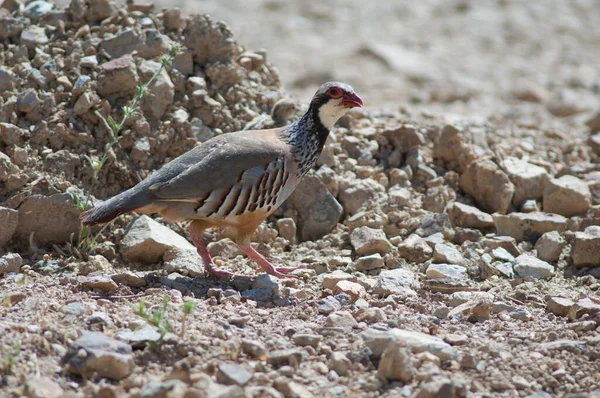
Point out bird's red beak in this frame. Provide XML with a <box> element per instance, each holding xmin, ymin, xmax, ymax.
<box><xmin>340</xmin><ymin>92</ymin><xmax>363</xmax><ymax>108</ymax></box>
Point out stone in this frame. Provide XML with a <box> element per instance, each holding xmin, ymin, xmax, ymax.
<box><xmin>373</xmin><ymin>268</ymin><xmax>417</xmax><ymax>296</ymax></box>
<box><xmin>80</xmin><ymin>55</ymin><xmax>99</xmax><ymax>68</ymax></box>
<box><xmin>325</xmin><ymin>311</ymin><xmax>358</xmax><ymax>329</ymax></box>
<box><xmin>23</xmin><ymin>1</ymin><xmax>53</xmax><ymax>18</ymax></box>
<box><xmin>502</xmin><ymin>157</ymin><xmax>549</xmax><ymax>206</ymax></box>
<box><xmin>115</xmin><ymin>325</ymin><xmax>162</xmax><ymax>347</ymax></box>
<box><xmin>433</xmin><ymin>243</ymin><xmax>465</xmax><ymax>266</ymax></box>
<box><xmin>288</xmin><ymin>175</ymin><xmax>342</xmax><ymax>241</ymax></box>
<box><xmin>546</xmin><ymin>297</ymin><xmax>574</xmax><ymax>317</ymax></box>
<box><xmin>328</xmin><ymin>352</ymin><xmax>351</xmax><ymax>377</ymax></box>
<box><xmin>163</xmin><ymin>248</ymin><xmax>204</xmax><ymax>277</ymax></box>
<box><xmin>0</xmin><ymin>17</ymin><xmax>30</xmax><ymax>41</ymax></box>
<box><xmin>87</xmin><ymin>0</ymin><xmax>117</xmax><ymax>21</ymax></box>
<box><xmin>415</xmin><ymin>213</ymin><xmax>453</xmax><ymax>238</ymax></box>
<box><xmin>0</xmin><ymin>67</ymin><xmax>18</xmax><ymax>92</ymax></box>
<box><xmin>383</xmin><ymin>124</ymin><xmax>424</xmax><ymax>152</ymax></box>
<box><xmin>377</xmin><ymin>339</ymin><xmax>415</xmax><ymax>382</ymax></box>
<box><xmin>543</xmin><ymin>176</ymin><xmax>592</xmax><ymax>217</ymax></box>
<box><xmin>491</xmin><ymin>247</ymin><xmax>514</xmax><ymax>262</ymax></box>
<box><xmin>321</xmin><ymin>270</ymin><xmax>356</xmax><ymax>290</ymax></box>
<box><xmin>273</xmin><ymin>379</ymin><xmax>314</xmax><ymax>398</ymax></box>
<box><xmin>293</xmin><ymin>334</ymin><xmax>321</xmax><ymax>348</ymax></box>
<box><xmin>317</xmin><ymin>295</ymin><xmax>342</xmax><ymax>314</ymax></box>
<box><xmin>73</xmin><ymin>91</ymin><xmax>99</xmax><ymax>116</ymax></box>
<box><xmin>241</xmin><ymin>339</ymin><xmax>266</xmax><ymax>359</ymax></box>
<box><xmin>24</xmin><ymin>376</ymin><xmax>63</xmax><ymax>398</ymax></box>
<box><xmin>535</xmin><ymin>231</ymin><xmax>565</xmax><ymax>263</ymax></box>
<box><xmin>15</xmin><ymin>194</ymin><xmax>81</xmax><ymax>245</ymax></box>
<box><xmin>20</xmin><ymin>25</ymin><xmax>49</xmax><ymax>48</ymax></box>
<box><xmin>276</xmin><ymin>218</ymin><xmax>296</xmax><ymax>243</ymax></box>
<box><xmin>353</xmin><ymin>253</ymin><xmax>385</xmax><ymax>271</ymax></box>
<box><xmin>426</xmin><ymin>263</ymin><xmax>467</xmax><ymax>281</ymax></box>
<box><xmin>83</xmin><ymin>275</ymin><xmax>118</xmax><ymax>292</ymax></box>
<box><xmin>139</xmin><ymin>380</ymin><xmax>188</xmax><ymax>398</ymax></box>
<box><xmin>349</xmin><ymin>226</ymin><xmax>391</xmax><ymax>255</ymax></box>
<box><xmin>415</xmin><ymin>377</ymin><xmax>456</xmax><ymax>398</ymax></box>
<box><xmin>448</xmin><ymin>298</ymin><xmax>492</xmax><ymax>323</ymax></box>
<box><xmin>120</xmin><ymin>215</ymin><xmax>195</xmax><ymax>263</ymax></box>
<box><xmin>62</xmin><ymin>331</ymin><xmax>134</xmax><ymax>380</ymax></box>
<box><xmin>62</xmin><ymin>302</ymin><xmax>85</xmax><ymax>315</ymax></box>
<box><xmin>216</xmin><ymin>363</ymin><xmax>253</xmax><ymax>386</ymax></box>
<box><xmin>459</xmin><ymin>159</ymin><xmax>515</xmax><ymax>214</ymax></box>
<box><xmin>447</xmin><ymin>202</ymin><xmax>494</xmax><ymax>230</ymax></box>
<box><xmin>571</xmin><ymin>227</ymin><xmax>600</xmax><ymax>267</ymax></box>
<box><xmin>480</xmin><ymin>236</ymin><xmax>520</xmax><ymax>256</ymax></box>
<box><xmin>398</xmin><ymin>234</ymin><xmax>433</xmax><ymax>263</ymax></box>
<box><xmin>433</xmin><ymin>124</ymin><xmax>477</xmax><ymax>173</ymax></box>
<box><xmin>267</xmin><ymin>348</ymin><xmax>303</xmax><ymax>368</ymax></box>
<box><xmin>513</xmin><ymin>254</ymin><xmax>554</xmax><ymax>279</ymax></box>
<box><xmin>493</xmin><ymin>212</ymin><xmax>567</xmax><ymax>243</ymax></box>
<box><xmin>17</xmin><ymin>89</ymin><xmax>41</xmax><ymax>113</ymax></box>
<box><xmin>0</xmin><ymin>207</ymin><xmax>18</xmax><ymax>247</ymax></box>
<box><xmin>139</xmin><ymin>60</ymin><xmax>175</xmax><ymax>120</ymax></box>
<box><xmin>339</xmin><ymin>178</ymin><xmax>385</xmax><ymax>215</ymax></box>
<box><xmin>332</xmin><ymin>280</ymin><xmax>366</xmax><ymax>303</ymax></box>
<box><xmin>361</xmin><ymin>328</ymin><xmax>457</xmax><ymax>361</ymax></box>
<box><xmin>183</xmin><ymin>14</ymin><xmax>237</xmax><ymax>65</ymax></box>
<box><xmin>97</xmin><ymin>55</ymin><xmax>139</xmax><ymax>99</ymax></box>
<box><xmin>0</xmin><ymin>253</ymin><xmax>22</xmax><ymax>274</ymax></box>
<box><xmin>568</xmin><ymin>297</ymin><xmax>600</xmax><ymax>320</ymax></box>
<box><xmin>388</xmin><ymin>186</ymin><xmax>412</xmax><ymax>207</ymax></box>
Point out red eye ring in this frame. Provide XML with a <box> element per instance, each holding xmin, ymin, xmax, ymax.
<box><xmin>328</xmin><ymin>87</ymin><xmax>343</xmax><ymax>98</ymax></box>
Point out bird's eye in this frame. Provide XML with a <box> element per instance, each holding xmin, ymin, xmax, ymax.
<box><xmin>328</xmin><ymin>87</ymin><xmax>343</xmax><ymax>98</ymax></box>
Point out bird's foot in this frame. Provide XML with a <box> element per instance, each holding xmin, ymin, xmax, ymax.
<box><xmin>203</xmin><ymin>261</ymin><xmax>249</xmax><ymax>279</ymax></box>
<box><xmin>257</xmin><ymin>263</ymin><xmax>304</xmax><ymax>279</ymax></box>
<box><xmin>238</xmin><ymin>244</ymin><xmax>303</xmax><ymax>279</ymax></box>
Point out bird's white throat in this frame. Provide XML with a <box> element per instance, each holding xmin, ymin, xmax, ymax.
<box><xmin>318</xmin><ymin>99</ymin><xmax>351</xmax><ymax>130</ymax></box>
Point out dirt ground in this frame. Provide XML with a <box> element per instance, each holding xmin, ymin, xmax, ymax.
<box><xmin>2</xmin><ymin>0</ymin><xmax>600</xmax><ymax>397</ymax></box>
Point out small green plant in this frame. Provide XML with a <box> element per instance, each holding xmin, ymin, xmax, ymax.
<box><xmin>3</xmin><ymin>342</ymin><xmax>21</xmax><ymax>374</ymax></box>
<box><xmin>136</xmin><ymin>296</ymin><xmax>173</xmax><ymax>344</ymax></box>
<box><xmin>85</xmin><ymin>44</ymin><xmax>182</xmax><ymax>181</ymax></box>
<box><xmin>180</xmin><ymin>300</ymin><xmax>196</xmax><ymax>338</ymax></box>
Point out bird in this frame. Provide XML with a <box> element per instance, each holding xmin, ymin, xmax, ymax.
<box><xmin>243</xmin><ymin>98</ymin><xmax>297</xmax><ymax>131</ymax></box>
<box><xmin>81</xmin><ymin>82</ymin><xmax>363</xmax><ymax>279</ymax></box>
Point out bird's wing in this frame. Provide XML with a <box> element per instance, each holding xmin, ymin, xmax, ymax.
<box><xmin>147</xmin><ymin>130</ymin><xmax>286</xmax><ymax>201</ymax></box>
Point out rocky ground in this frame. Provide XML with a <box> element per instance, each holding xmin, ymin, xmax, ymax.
<box><xmin>1</xmin><ymin>0</ymin><xmax>600</xmax><ymax>397</ymax></box>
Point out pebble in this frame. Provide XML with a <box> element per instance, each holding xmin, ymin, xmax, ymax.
<box><xmin>459</xmin><ymin>158</ymin><xmax>514</xmax><ymax>214</ymax></box>
<box><xmin>328</xmin><ymin>351</ymin><xmax>351</xmax><ymax>376</ymax></box>
<box><xmin>426</xmin><ymin>263</ymin><xmax>467</xmax><ymax>280</ymax></box>
<box><xmin>373</xmin><ymin>268</ymin><xmax>417</xmax><ymax>297</ymax></box>
<box><xmin>241</xmin><ymin>339</ymin><xmax>266</xmax><ymax>359</ymax></box>
<box><xmin>267</xmin><ymin>348</ymin><xmax>303</xmax><ymax>368</ymax></box>
<box><xmin>293</xmin><ymin>334</ymin><xmax>321</xmax><ymax>348</ymax></box>
<box><xmin>433</xmin><ymin>243</ymin><xmax>465</xmax><ymax>265</ymax></box>
<box><xmin>63</xmin><ymin>331</ymin><xmax>134</xmax><ymax>380</ymax></box>
<box><xmin>321</xmin><ymin>270</ymin><xmax>357</xmax><ymax>290</ymax></box>
<box><xmin>447</xmin><ymin>202</ymin><xmax>494</xmax><ymax>229</ymax></box>
<box><xmin>546</xmin><ymin>296</ymin><xmax>574</xmax><ymax>317</ymax></box>
<box><xmin>353</xmin><ymin>253</ymin><xmax>385</xmax><ymax>271</ymax></box>
<box><xmin>349</xmin><ymin>226</ymin><xmax>392</xmax><ymax>255</ymax></box>
<box><xmin>332</xmin><ymin>280</ymin><xmax>365</xmax><ymax>303</ymax></box>
<box><xmin>62</xmin><ymin>302</ymin><xmax>85</xmax><ymax>315</ymax></box>
<box><xmin>216</xmin><ymin>363</ymin><xmax>253</xmax><ymax>386</ymax></box>
<box><xmin>543</xmin><ymin>175</ymin><xmax>592</xmax><ymax>217</ymax></box>
<box><xmin>502</xmin><ymin>157</ymin><xmax>549</xmax><ymax>207</ymax></box>
<box><xmin>493</xmin><ymin>212</ymin><xmax>567</xmax><ymax>243</ymax></box>
<box><xmin>398</xmin><ymin>234</ymin><xmax>433</xmax><ymax>263</ymax></box>
<box><xmin>20</xmin><ymin>25</ymin><xmax>49</xmax><ymax>48</ymax></box>
<box><xmin>80</xmin><ymin>55</ymin><xmax>99</xmax><ymax>68</ymax></box>
<box><xmin>111</xmin><ymin>272</ymin><xmax>146</xmax><ymax>287</ymax></box>
<box><xmin>325</xmin><ymin>311</ymin><xmax>358</xmax><ymax>330</ymax></box>
<box><xmin>571</xmin><ymin>227</ymin><xmax>600</xmax><ymax>267</ymax></box>
<box><xmin>377</xmin><ymin>339</ymin><xmax>414</xmax><ymax>382</ymax></box>
<box><xmin>0</xmin><ymin>252</ymin><xmax>22</xmax><ymax>274</ymax></box>
<box><xmin>83</xmin><ymin>275</ymin><xmax>118</xmax><ymax>292</ymax></box>
<box><xmin>24</xmin><ymin>376</ymin><xmax>64</xmax><ymax>398</ymax></box>
<box><xmin>513</xmin><ymin>254</ymin><xmax>554</xmax><ymax>279</ymax></box>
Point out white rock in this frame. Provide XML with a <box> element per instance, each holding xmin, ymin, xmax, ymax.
<box><xmin>543</xmin><ymin>175</ymin><xmax>592</xmax><ymax>217</ymax></box>
<box><xmin>513</xmin><ymin>254</ymin><xmax>554</xmax><ymax>279</ymax></box>
<box><xmin>535</xmin><ymin>231</ymin><xmax>565</xmax><ymax>263</ymax></box>
<box><xmin>433</xmin><ymin>243</ymin><xmax>465</xmax><ymax>266</ymax></box>
<box><xmin>350</xmin><ymin>226</ymin><xmax>392</xmax><ymax>255</ymax></box>
<box><xmin>120</xmin><ymin>215</ymin><xmax>195</xmax><ymax>263</ymax></box>
<box><xmin>502</xmin><ymin>157</ymin><xmax>549</xmax><ymax>206</ymax></box>
<box><xmin>373</xmin><ymin>268</ymin><xmax>417</xmax><ymax>297</ymax></box>
<box><xmin>426</xmin><ymin>263</ymin><xmax>467</xmax><ymax>280</ymax></box>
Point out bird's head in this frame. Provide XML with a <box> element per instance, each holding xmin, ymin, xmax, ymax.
<box><xmin>310</xmin><ymin>82</ymin><xmax>363</xmax><ymax>130</ymax></box>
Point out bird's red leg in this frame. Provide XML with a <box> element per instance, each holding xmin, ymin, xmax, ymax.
<box><xmin>188</xmin><ymin>226</ymin><xmax>244</xmax><ymax>279</ymax></box>
<box><xmin>237</xmin><ymin>244</ymin><xmax>303</xmax><ymax>279</ymax></box>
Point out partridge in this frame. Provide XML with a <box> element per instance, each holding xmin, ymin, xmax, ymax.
<box><xmin>81</xmin><ymin>82</ymin><xmax>363</xmax><ymax>278</ymax></box>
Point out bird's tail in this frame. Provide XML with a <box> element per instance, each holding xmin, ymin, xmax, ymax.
<box><xmin>80</xmin><ymin>189</ymin><xmax>149</xmax><ymax>225</ymax></box>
